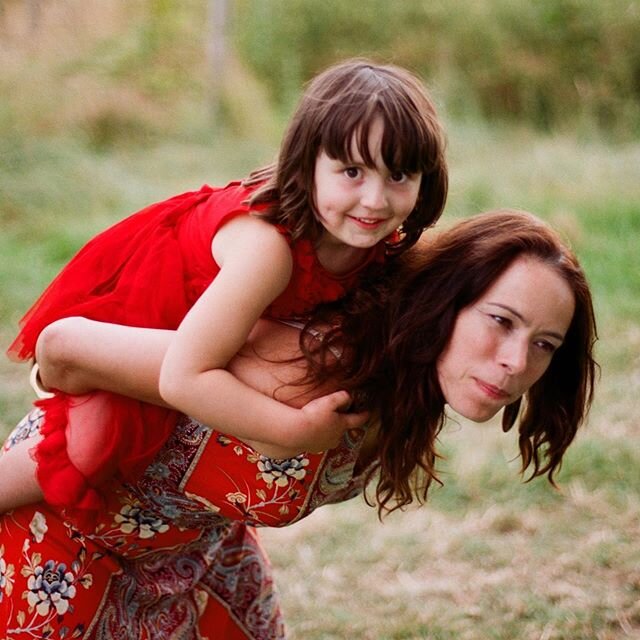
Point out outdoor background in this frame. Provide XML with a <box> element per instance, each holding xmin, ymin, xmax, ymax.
<box><xmin>1</xmin><ymin>1</ymin><xmax>639</xmax><ymax>638</ymax></box>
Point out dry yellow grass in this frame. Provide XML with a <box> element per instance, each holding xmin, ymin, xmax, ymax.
<box><xmin>261</xmin><ymin>416</ymin><xmax>640</xmax><ymax>639</ymax></box>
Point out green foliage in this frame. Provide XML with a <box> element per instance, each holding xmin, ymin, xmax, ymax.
<box><xmin>234</xmin><ymin>0</ymin><xmax>407</xmax><ymax>107</ymax></box>
<box><xmin>234</xmin><ymin>0</ymin><xmax>640</xmax><ymax>136</ymax></box>
<box><xmin>0</xmin><ymin>2</ymin><xmax>211</xmax><ymax>151</ymax></box>
<box><xmin>560</xmin><ymin>437</ymin><xmax>640</xmax><ymax>496</ymax></box>
<box><xmin>576</xmin><ymin>202</ymin><xmax>640</xmax><ymax>319</ymax></box>
<box><xmin>3</xmin><ymin>0</ymin><xmax>639</xmax><ymax>141</ymax></box>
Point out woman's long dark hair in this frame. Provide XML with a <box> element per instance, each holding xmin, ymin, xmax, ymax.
<box><xmin>301</xmin><ymin>210</ymin><xmax>598</xmax><ymax>516</ymax></box>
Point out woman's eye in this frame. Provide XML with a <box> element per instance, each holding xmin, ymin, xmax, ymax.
<box><xmin>491</xmin><ymin>315</ymin><xmax>510</xmax><ymax>328</ymax></box>
<box><xmin>535</xmin><ymin>340</ymin><xmax>557</xmax><ymax>354</ymax></box>
<box><xmin>344</xmin><ymin>167</ymin><xmax>361</xmax><ymax>179</ymax></box>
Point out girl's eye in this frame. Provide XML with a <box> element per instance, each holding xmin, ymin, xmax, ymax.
<box><xmin>344</xmin><ymin>167</ymin><xmax>361</xmax><ymax>179</ymax></box>
<box><xmin>389</xmin><ymin>171</ymin><xmax>408</xmax><ymax>184</ymax></box>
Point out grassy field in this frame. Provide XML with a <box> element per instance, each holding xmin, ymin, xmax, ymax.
<box><xmin>1</xmin><ymin>121</ymin><xmax>639</xmax><ymax>638</ymax></box>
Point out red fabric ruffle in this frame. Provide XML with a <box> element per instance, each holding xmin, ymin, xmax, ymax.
<box><xmin>33</xmin><ymin>392</ymin><xmax>179</xmax><ymax>526</ymax></box>
<box><xmin>7</xmin><ymin>187</ymin><xmax>219</xmax><ymax>361</ymax></box>
<box><xmin>9</xmin><ymin>184</ymin><xmax>254</xmax><ymax>521</ymax></box>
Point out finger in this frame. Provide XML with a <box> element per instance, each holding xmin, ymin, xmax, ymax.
<box><xmin>322</xmin><ymin>389</ymin><xmax>352</xmax><ymax>411</ymax></box>
<box><xmin>341</xmin><ymin>410</ymin><xmax>370</xmax><ymax>429</ymax></box>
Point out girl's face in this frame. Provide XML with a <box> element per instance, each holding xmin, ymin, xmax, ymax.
<box><xmin>437</xmin><ymin>256</ymin><xmax>575</xmax><ymax>423</ymax></box>
<box><xmin>313</xmin><ymin>118</ymin><xmax>421</xmax><ymax>265</ymax></box>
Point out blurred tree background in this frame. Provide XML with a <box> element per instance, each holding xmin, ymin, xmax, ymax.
<box><xmin>1</xmin><ymin>2</ymin><xmax>639</xmax><ymax>637</ymax></box>
<box><xmin>1</xmin><ymin>0</ymin><xmax>639</xmax><ymax>145</ymax></box>
<box><xmin>236</xmin><ymin>0</ymin><xmax>640</xmax><ymax>137</ymax></box>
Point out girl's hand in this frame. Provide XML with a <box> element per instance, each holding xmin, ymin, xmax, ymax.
<box><xmin>296</xmin><ymin>390</ymin><xmax>370</xmax><ymax>452</ymax></box>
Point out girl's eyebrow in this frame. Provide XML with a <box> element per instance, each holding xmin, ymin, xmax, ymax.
<box><xmin>487</xmin><ymin>302</ymin><xmax>566</xmax><ymax>341</ymax></box>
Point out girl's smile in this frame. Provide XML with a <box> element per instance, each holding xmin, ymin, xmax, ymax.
<box><xmin>348</xmin><ymin>216</ymin><xmax>386</xmax><ymax>228</ymax></box>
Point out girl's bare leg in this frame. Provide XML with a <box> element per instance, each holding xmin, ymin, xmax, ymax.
<box><xmin>65</xmin><ymin>391</ymin><xmax>118</xmax><ymax>484</ymax></box>
<box><xmin>0</xmin><ymin>436</ymin><xmax>43</xmax><ymax>511</ymax></box>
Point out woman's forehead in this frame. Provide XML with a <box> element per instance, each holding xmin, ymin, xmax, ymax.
<box><xmin>480</xmin><ymin>257</ymin><xmax>575</xmax><ymax>336</ymax></box>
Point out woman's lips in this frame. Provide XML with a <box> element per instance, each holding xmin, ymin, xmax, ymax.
<box><xmin>476</xmin><ymin>379</ymin><xmax>510</xmax><ymax>400</ymax></box>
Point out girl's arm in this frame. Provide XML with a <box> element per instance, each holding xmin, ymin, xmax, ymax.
<box><xmin>37</xmin><ymin>315</ymin><xmax>366</xmax><ymax>458</ymax></box>
<box><xmin>159</xmin><ymin>215</ymin><xmax>365</xmax><ymax>453</ymax></box>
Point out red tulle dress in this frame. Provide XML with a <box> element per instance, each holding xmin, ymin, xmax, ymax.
<box><xmin>7</xmin><ymin>181</ymin><xmax>386</xmax><ymax>522</ymax></box>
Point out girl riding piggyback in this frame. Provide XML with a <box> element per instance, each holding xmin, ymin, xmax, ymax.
<box><xmin>3</xmin><ymin>58</ymin><xmax>448</xmax><ymax>520</ymax></box>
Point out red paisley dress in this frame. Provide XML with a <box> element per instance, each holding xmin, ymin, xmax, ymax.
<box><xmin>5</xmin><ymin>182</ymin><xmax>386</xmax><ymax>522</ymax></box>
<box><xmin>0</xmin><ymin>408</ymin><xmax>371</xmax><ymax>639</ymax></box>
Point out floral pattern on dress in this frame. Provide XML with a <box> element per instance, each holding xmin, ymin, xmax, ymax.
<box><xmin>0</xmin><ymin>545</ymin><xmax>15</xmax><ymax>603</ymax></box>
<box><xmin>29</xmin><ymin>511</ymin><xmax>48</xmax><ymax>543</ymax></box>
<box><xmin>1</xmin><ymin>408</ymin><xmax>43</xmax><ymax>454</ymax></box>
<box><xmin>180</xmin><ymin>432</ymin><xmax>320</xmax><ymax>528</ymax></box>
<box><xmin>0</xmin><ymin>410</ymin><xmax>369</xmax><ymax>639</ymax></box>
<box><xmin>257</xmin><ymin>454</ymin><xmax>310</xmax><ymax>487</ymax></box>
<box><xmin>25</xmin><ymin>558</ymin><xmax>78</xmax><ymax>616</ymax></box>
<box><xmin>113</xmin><ymin>499</ymin><xmax>170</xmax><ymax>539</ymax></box>
<box><xmin>1</xmin><ymin>508</ymin><xmax>105</xmax><ymax>640</ymax></box>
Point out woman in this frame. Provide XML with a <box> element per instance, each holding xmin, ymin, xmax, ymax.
<box><xmin>0</xmin><ymin>210</ymin><xmax>597</xmax><ymax>639</ymax></box>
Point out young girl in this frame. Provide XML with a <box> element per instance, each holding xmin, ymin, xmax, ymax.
<box><xmin>1</xmin><ymin>58</ymin><xmax>448</xmax><ymax>520</ymax></box>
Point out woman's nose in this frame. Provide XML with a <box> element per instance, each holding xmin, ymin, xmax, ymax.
<box><xmin>360</xmin><ymin>177</ymin><xmax>388</xmax><ymax>210</ymax></box>
<box><xmin>499</xmin><ymin>337</ymin><xmax>529</xmax><ymax>375</ymax></box>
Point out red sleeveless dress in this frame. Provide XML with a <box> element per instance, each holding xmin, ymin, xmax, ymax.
<box><xmin>7</xmin><ymin>181</ymin><xmax>386</xmax><ymax>523</ymax></box>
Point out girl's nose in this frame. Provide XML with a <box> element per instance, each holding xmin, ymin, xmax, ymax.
<box><xmin>360</xmin><ymin>177</ymin><xmax>388</xmax><ymax>210</ymax></box>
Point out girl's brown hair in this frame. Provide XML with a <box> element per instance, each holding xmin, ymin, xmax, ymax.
<box><xmin>302</xmin><ymin>210</ymin><xmax>598</xmax><ymax>516</ymax></box>
<box><xmin>247</xmin><ymin>58</ymin><xmax>448</xmax><ymax>255</ymax></box>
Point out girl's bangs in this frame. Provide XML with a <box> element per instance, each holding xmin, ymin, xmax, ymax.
<box><xmin>319</xmin><ymin>96</ymin><xmax>431</xmax><ymax>175</ymax></box>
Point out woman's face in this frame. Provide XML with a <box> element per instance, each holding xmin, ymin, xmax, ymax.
<box><xmin>437</xmin><ymin>256</ymin><xmax>575</xmax><ymax>422</ymax></box>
